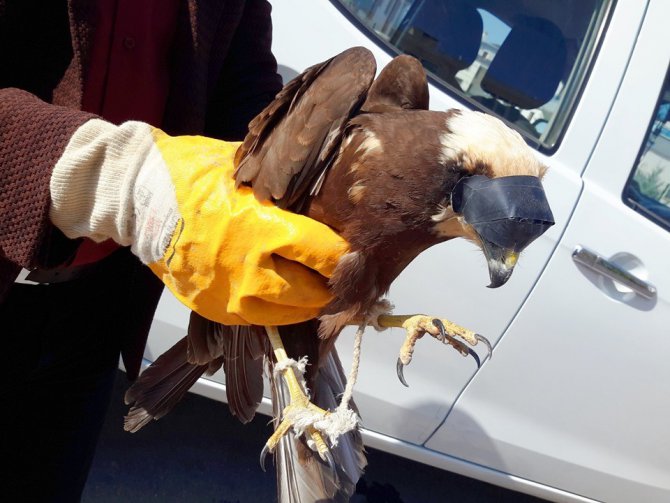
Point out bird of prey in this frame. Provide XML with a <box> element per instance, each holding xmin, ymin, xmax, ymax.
<box><xmin>124</xmin><ymin>47</ymin><xmax>554</xmax><ymax>502</ymax></box>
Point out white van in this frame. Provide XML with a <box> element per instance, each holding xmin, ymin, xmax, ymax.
<box><xmin>146</xmin><ymin>1</ymin><xmax>670</xmax><ymax>501</ymax></box>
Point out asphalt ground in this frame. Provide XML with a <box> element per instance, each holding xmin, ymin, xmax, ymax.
<box><xmin>83</xmin><ymin>370</ymin><xmax>548</xmax><ymax>503</ymax></box>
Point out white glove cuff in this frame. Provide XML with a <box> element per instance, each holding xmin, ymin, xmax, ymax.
<box><xmin>49</xmin><ymin>119</ymin><xmax>180</xmax><ymax>264</ymax></box>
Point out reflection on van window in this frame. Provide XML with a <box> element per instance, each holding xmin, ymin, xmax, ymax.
<box><xmin>335</xmin><ymin>0</ymin><xmax>613</xmax><ymax>150</ymax></box>
<box><xmin>624</xmin><ymin>69</ymin><xmax>670</xmax><ymax>232</ymax></box>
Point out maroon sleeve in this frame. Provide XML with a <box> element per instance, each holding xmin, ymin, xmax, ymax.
<box><xmin>0</xmin><ymin>88</ymin><xmax>96</xmax><ymax>269</ymax></box>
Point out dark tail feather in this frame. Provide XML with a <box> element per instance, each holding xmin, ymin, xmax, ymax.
<box><xmin>123</xmin><ymin>337</ymin><xmax>216</xmax><ymax>433</ymax></box>
<box><xmin>124</xmin><ymin>310</ymin><xmax>267</xmax><ymax>432</ymax></box>
<box><xmin>220</xmin><ymin>325</ymin><xmax>267</xmax><ymax>423</ymax></box>
<box><xmin>188</xmin><ymin>312</ymin><xmax>267</xmax><ymax>423</ymax></box>
<box><xmin>187</xmin><ymin>312</ymin><xmax>266</xmax><ymax>423</ymax></box>
<box><xmin>270</xmin><ymin>347</ymin><xmax>367</xmax><ymax>503</ymax></box>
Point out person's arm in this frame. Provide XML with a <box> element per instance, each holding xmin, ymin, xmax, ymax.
<box><xmin>204</xmin><ymin>0</ymin><xmax>283</xmax><ymax>141</ymax></box>
<box><xmin>0</xmin><ymin>88</ymin><xmax>95</xmax><ymax>269</ymax></box>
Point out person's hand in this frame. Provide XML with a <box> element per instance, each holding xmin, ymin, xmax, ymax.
<box><xmin>49</xmin><ymin>120</ymin><xmax>349</xmax><ymax>325</ymax></box>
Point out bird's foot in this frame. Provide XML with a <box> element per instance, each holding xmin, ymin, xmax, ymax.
<box><xmin>260</xmin><ymin>367</ymin><xmax>335</xmax><ymax>471</ymax></box>
<box><xmin>261</xmin><ymin>328</ymin><xmax>358</xmax><ymax>473</ymax></box>
<box><xmin>377</xmin><ymin>314</ymin><xmax>491</xmax><ymax>386</ymax></box>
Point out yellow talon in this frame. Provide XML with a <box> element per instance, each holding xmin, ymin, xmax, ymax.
<box><xmin>364</xmin><ymin>313</ymin><xmax>491</xmax><ymax>387</ymax></box>
<box><xmin>376</xmin><ymin>314</ymin><xmax>478</xmax><ymax>361</ymax></box>
<box><xmin>261</xmin><ymin>326</ymin><xmax>334</xmax><ymax>468</ymax></box>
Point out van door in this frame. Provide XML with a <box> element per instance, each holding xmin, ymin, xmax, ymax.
<box><xmin>427</xmin><ymin>2</ymin><xmax>670</xmax><ymax>502</ymax></box>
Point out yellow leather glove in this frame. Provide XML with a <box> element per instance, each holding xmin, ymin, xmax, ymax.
<box><xmin>49</xmin><ymin>120</ymin><xmax>348</xmax><ymax>326</ymax></box>
<box><xmin>148</xmin><ymin>131</ymin><xmax>348</xmax><ymax>325</ymax></box>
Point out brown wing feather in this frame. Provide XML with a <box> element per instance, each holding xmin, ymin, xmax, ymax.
<box><xmin>361</xmin><ymin>54</ymin><xmax>429</xmax><ymax>112</ymax></box>
<box><xmin>233</xmin><ymin>56</ymin><xmax>333</xmax><ymax>173</ymax></box>
<box><xmin>234</xmin><ymin>46</ymin><xmax>376</xmax><ymax>210</ymax></box>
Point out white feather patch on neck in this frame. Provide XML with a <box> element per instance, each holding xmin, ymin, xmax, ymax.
<box><xmin>440</xmin><ymin>110</ymin><xmax>546</xmax><ymax>178</ymax></box>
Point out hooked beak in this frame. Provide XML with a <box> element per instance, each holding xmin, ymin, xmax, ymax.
<box><xmin>479</xmin><ymin>237</ymin><xmax>519</xmax><ymax>288</ymax></box>
<box><xmin>450</xmin><ymin>175</ymin><xmax>554</xmax><ymax>288</ymax></box>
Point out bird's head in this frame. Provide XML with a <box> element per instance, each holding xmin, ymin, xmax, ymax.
<box><xmin>431</xmin><ymin>110</ymin><xmax>554</xmax><ymax>287</ymax></box>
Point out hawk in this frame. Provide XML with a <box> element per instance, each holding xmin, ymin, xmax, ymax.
<box><xmin>125</xmin><ymin>47</ymin><xmax>554</xmax><ymax>502</ymax></box>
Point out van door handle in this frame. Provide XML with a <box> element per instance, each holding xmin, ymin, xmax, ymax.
<box><xmin>572</xmin><ymin>245</ymin><xmax>657</xmax><ymax>299</ymax></box>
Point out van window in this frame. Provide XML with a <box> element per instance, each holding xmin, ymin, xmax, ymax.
<box><xmin>334</xmin><ymin>0</ymin><xmax>614</xmax><ymax>151</ymax></box>
<box><xmin>623</xmin><ymin>67</ymin><xmax>670</xmax><ymax>232</ymax></box>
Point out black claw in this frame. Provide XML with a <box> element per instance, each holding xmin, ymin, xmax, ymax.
<box><xmin>260</xmin><ymin>444</ymin><xmax>270</xmax><ymax>472</ymax></box>
<box><xmin>432</xmin><ymin>319</ymin><xmax>470</xmax><ymax>355</ymax></box>
<box><xmin>475</xmin><ymin>333</ymin><xmax>493</xmax><ymax>361</ymax></box>
<box><xmin>466</xmin><ymin>347</ymin><xmax>482</xmax><ymax>368</ymax></box>
<box><xmin>396</xmin><ymin>357</ymin><xmax>409</xmax><ymax>387</ymax></box>
<box><xmin>432</xmin><ymin>319</ymin><xmax>489</xmax><ymax>368</ymax></box>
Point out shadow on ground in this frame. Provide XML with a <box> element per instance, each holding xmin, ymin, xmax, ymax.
<box><xmin>83</xmin><ymin>370</ymin><xmax>547</xmax><ymax>503</ymax></box>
